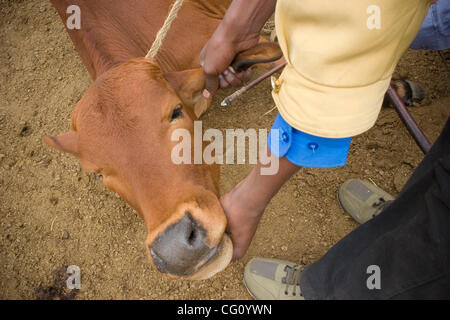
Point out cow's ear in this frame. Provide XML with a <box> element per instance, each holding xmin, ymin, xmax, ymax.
<box><xmin>231</xmin><ymin>42</ymin><xmax>283</xmax><ymax>72</ymax></box>
<box><xmin>163</xmin><ymin>68</ymin><xmax>209</xmax><ymax>118</ymax></box>
<box><xmin>42</xmin><ymin>131</ymin><xmax>79</xmax><ymax>155</ymax></box>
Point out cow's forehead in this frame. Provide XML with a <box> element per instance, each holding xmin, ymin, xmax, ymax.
<box><xmin>75</xmin><ymin>59</ymin><xmax>179</xmax><ymax>122</ymax></box>
<box><xmin>97</xmin><ymin>59</ymin><xmax>167</xmax><ymax>96</ymax></box>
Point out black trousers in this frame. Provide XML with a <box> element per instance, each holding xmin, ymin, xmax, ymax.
<box><xmin>300</xmin><ymin>117</ymin><xmax>450</xmax><ymax>299</ymax></box>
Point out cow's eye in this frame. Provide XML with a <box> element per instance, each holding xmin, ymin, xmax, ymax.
<box><xmin>170</xmin><ymin>105</ymin><xmax>183</xmax><ymax>122</ymax></box>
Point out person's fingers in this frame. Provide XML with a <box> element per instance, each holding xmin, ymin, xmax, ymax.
<box><xmin>201</xmin><ymin>42</ymin><xmax>225</xmax><ymax>97</ymax></box>
<box><xmin>203</xmin><ymin>73</ymin><xmax>219</xmax><ymax>99</ymax></box>
<box><xmin>241</xmin><ymin>69</ymin><xmax>252</xmax><ymax>82</ymax></box>
<box><xmin>199</xmin><ymin>45</ymin><xmax>206</xmax><ymax>67</ymax></box>
<box><xmin>233</xmin><ymin>69</ymin><xmax>252</xmax><ymax>83</ymax></box>
<box><xmin>223</xmin><ymin>69</ymin><xmax>243</xmax><ymax>87</ymax></box>
<box><xmin>223</xmin><ymin>67</ymin><xmax>252</xmax><ymax>87</ymax></box>
<box><xmin>200</xmin><ymin>37</ymin><xmax>243</xmax><ymax>96</ymax></box>
<box><xmin>218</xmin><ymin>74</ymin><xmax>231</xmax><ymax>89</ymax></box>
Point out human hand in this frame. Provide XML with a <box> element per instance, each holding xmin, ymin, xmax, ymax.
<box><xmin>199</xmin><ymin>0</ymin><xmax>277</xmax><ymax>99</ymax></box>
<box><xmin>199</xmin><ymin>26</ymin><xmax>256</xmax><ymax>99</ymax></box>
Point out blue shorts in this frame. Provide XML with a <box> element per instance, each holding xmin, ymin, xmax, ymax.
<box><xmin>268</xmin><ymin>113</ymin><xmax>351</xmax><ymax>168</ymax></box>
<box><xmin>410</xmin><ymin>1</ymin><xmax>450</xmax><ymax>51</ymax></box>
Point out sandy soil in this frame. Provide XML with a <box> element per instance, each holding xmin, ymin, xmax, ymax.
<box><xmin>0</xmin><ymin>0</ymin><xmax>449</xmax><ymax>299</ymax></box>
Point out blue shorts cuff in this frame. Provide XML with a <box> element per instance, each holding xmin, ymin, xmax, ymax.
<box><xmin>268</xmin><ymin>113</ymin><xmax>351</xmax><ymax>168</ymax></box>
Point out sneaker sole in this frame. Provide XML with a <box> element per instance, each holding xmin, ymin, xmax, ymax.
<box><xmin>243</xmin><ymin>276</ymin><xmax>258</xmax><ymax>300</ymax></box>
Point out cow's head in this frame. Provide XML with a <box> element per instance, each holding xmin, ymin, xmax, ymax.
<box><xmin>43</xmin><ymin>43</ymin><xmax>282</xmax><ymax>279</ymax></box>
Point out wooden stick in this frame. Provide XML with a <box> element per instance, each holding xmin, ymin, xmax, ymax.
<box><xmin>220</xmin><ymin>61</ymin><xmax>287</xmax><ymax>106</ymax></box>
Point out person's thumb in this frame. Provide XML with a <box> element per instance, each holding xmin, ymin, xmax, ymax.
<box><xmin>203</xmin><ymin>73</ymin><xmax>219</xmax><ymax>99</ymax></box>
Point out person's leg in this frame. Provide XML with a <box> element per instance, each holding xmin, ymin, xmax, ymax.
<box><xmin>221</xmin><ymin>152</ymin><xmax>300</xmax><ymax>259</ymax></box>
<box><xmin>410</xmin><ymin>0</ymin><xmax>450</xmax><ymax>51</ymax></box>
<box><xmin>300</xmin><ymin>118</ymin><xmax>450</xmax><ymax>299</ymax></box>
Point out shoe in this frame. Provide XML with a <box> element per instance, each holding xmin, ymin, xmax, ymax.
<box><xmin>391</xmin><ymin>79</ymin><xmax>427</xmax><ymax>106</ymax></box>
<box><xmin>338</xmin><ymin>179</ymin><xmax>395</xmax><ymax>224</ymax></box>
<box><xmin>243</xmin><ymin>257</ymin><xmax>305</xmax><ymax>300</ymax></box>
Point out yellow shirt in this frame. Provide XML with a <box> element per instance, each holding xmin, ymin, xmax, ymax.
<box><xmin>273</xmin><ymin>0</ymin><xmax>431</xmax><ymax>138</ymax></box>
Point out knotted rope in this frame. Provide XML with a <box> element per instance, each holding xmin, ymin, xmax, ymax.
<box><xmin>145</xmin><ymin>0</ymin><xmax>185</xmax><ymax>60</ymax></box>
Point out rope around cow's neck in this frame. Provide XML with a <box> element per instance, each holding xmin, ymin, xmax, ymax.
<box><xmin>146</xmin><ymin>0</ymin><xmax>185</xmax><ymax>60</ymax></box>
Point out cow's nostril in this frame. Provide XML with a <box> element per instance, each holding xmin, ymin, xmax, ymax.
<box><xmin>187</xmin><ymin>228</ymin><xmax>197</xmax><ymax>245</ymax></box>
<box><xmin>184</xmin><ymin>211</ymin><xmax>200</xmax><ymax>246</ymax></box>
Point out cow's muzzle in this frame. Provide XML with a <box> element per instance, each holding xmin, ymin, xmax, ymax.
<box><xmin>149</xmin><ymin>212</ymin><xmax>222</xmax><ymax>277</ymax></box>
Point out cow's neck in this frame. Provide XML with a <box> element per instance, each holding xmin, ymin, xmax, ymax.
<box><xmin>153</xmin><ymin>0</ymin><xmax>232</xmax><ymax>73</ymax></box>
<box><xmin>51</xmin><ymin>0</ymin><xmax>231</xmax><ymax>79</ymax></box>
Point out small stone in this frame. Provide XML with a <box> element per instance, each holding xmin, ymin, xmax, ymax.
<box><xmin>49</xmin><ymin>197</ymin><xmax>58</xmax><ymax>206</ymax></box>
<box><xmin>62</xmin><ymin>231</ymin><xmax>70</xmax><ymax>240</ymax></box>
<box><xmin>281</xmin><ymin>246</ymin><xmax>288</xmax><ymax>252</ymax></box>
<box><xmin>20</xmin><ymin>125</ymin><xmax>32</xmax><ymax>137</ymax></box>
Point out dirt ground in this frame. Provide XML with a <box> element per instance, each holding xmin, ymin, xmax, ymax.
<box><xmin>0</xmin><ymin>1</ymin><xmax>449</xmax><ymax>300</ymax></box>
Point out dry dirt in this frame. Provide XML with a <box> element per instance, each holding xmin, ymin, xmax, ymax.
<box><xmin>0</xmin><ymin>0</ymin><xmax>449</xmax><ymax>300</ymax></box>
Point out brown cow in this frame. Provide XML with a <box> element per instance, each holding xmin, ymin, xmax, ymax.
<box><xmin>44</xmin><ymin>0</ymin><xmax>281</xmax><ymax>279</ymax></box>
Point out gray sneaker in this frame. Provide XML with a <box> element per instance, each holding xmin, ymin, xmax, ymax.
<box><xmin>243</xmin><ymin>257</ymin><xmax>305</xmax><ymax>300</ymax></box>
<box><xmin>338</xmin><ymin>179</ymin><xmax>395</xmax><ymax>224</ymax></box>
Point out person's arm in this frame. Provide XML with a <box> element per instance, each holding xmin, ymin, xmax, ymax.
<box><xmin>200</xmin><ymin>0</ymin><xmax>277</xmax><ymax>98</ymax></box>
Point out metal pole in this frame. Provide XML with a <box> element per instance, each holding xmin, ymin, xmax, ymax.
<box><xmin>387</xmin><ymin>85</ymin><xmax>431</xmax><ymax>154</ymax></box>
